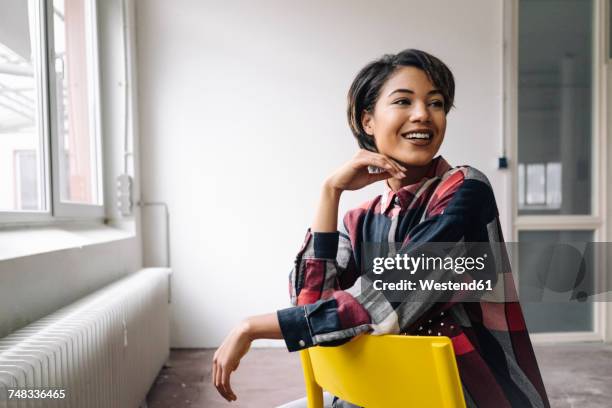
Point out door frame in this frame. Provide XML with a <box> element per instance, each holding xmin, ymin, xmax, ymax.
<box><xmin>504</xmin><ymin>0</ymin><xmax>609</xmax><ymax>343</ymax></box>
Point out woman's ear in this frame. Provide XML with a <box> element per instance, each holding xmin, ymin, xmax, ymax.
<box><xmin>361</xmin><ymin>111</ymin><xmax>375</xmax><ymax>136</ymax></box>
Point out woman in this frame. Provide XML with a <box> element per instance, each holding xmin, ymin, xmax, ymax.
<box><xmin>212</xmin><ymin>49</ymin><xmax>550</xmax><ymax>408</ymax></box>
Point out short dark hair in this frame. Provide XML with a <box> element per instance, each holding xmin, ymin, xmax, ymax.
<box><xmin>347</xmin><ymin>49</ymin><xmax>455</xmax><ymax>152</ymax></box>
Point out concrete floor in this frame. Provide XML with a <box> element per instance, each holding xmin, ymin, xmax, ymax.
<box><xmin>146</xmin><ymin>342</ymin><xmax>612</xmax><ymax>408</ymax></box>
<box><xmin>534</xmin><ymin>343</ymin><xmax>612</xmax><ymax>408</ymax></box>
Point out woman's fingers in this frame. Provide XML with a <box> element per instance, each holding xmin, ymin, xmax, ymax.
<box><xmin>222</xmin><ymin>367</ymin><xmax>237</xmax><ymax>401</ymax></box>
<box><xmin>217</xmin><ymin>366</ymin><xmax>232</xmax><ymax>401</ymax></box>
<box><xmin>212</xmin><ymin>358</ymin><xmax>218</xmax><ymax>389</ymax></box>
<box><xmin>367</xmin><ymin>170</ymin><xmax>394</xmax><ymax>183</ymax></box>
<box><xmin>213</xmin><ymin>356</ymin><xmax>228</xmax><ymax>401</ymax></box>
<box><xmin>328</xmin><ymin>149</ymin><xmax>409</xmax><ymax>191</ymax></box>
<box><xmin>214</xmin><ymin>359</ymin><xmax>225</xmax><ymax>399</ymax></box>
<box><xmin>364</xmin><ymin>155</ymin><xmax>405</xmax><ymax>178</ymax></box>
<box><xmin>357</xmin><ymin>150</ymin><xmax>406</xmax><ymax>176</ymax></box>
<box><xmin>213</xmin><ymin>351</ymin><xmax>237</xmax><ymax>402</ymax></box>
<box><xmin>218</xmin><ymin>366</ymin><xmax>231</xmax><ymax>401</ymax></box>
<box><xmin>376</xmin><ymin>154</ymin><xmax>407</xmax><ymax>175</ymax></box>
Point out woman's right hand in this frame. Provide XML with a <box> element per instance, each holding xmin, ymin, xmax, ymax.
<box><xmin>324</xmin><ymin>150</ymin><xmax>407</xmax><ymax>192</ymax></box>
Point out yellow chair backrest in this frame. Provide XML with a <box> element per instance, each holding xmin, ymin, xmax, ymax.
<box><xmin>299</xmin><ymin>334</ymin><xmax>466</xmax><ymax>408</ymax></box>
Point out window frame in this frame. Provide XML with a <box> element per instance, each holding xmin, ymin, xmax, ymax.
<box><xmin>0</xmin><ymin>0</ymin><xmax>105</xmax><ymax>225</ymax></box>
<box><xmin>47</xmin><ymin>0</ymin><xmax>105</xmax><ymax>219</ymax></box>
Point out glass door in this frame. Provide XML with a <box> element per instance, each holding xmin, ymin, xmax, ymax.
<box><xmin>514</xmin><ymin>0</ymin><xmax>606</xmax><ymax>339</ymax></box>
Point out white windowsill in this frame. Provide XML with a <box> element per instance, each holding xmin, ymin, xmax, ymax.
<box><xmin>0</xmin><ymin>220</ymin><xmax>136</xmax><ymax>261</ymax></box>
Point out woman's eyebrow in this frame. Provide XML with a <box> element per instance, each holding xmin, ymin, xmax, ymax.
<box><xmin>387</xmin><ymin>88</ymin><xmax>443</xmax><ymax>97</ymax></box>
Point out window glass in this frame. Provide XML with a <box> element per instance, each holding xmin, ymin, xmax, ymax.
<box><xmin>518</xmin><ymin>0</ymin><xmax>592</xmax><ymax>215</ymax></box>
<box><xmin>518</xmin><ymin>230</ymin><xmax>594</xmax><ymax>333</ymax></box>
<box><xmin>0</xmin><ymin>0</ymin><xmax>45</xmax><ymax>211</ymax></box>
<box><xmin>52</xmin><ymin>0</ymin><xmax>101</xmax><ymax>205</ymax></box>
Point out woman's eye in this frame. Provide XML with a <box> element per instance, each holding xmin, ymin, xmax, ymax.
<box><xmin>394</xmin><ymin>98</ymin><xmax>411</xmax><ymax>105</ymax></box>
<box><xmin>429</xmin><ymin>100</ymin><xmax>444</xmax><ymax>108</ymax></box>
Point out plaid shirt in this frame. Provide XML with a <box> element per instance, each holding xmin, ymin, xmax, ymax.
<box><xmin>277</xmin><ymin>156</ymin><xmax>550</xmax><ymax>408</ymax></box>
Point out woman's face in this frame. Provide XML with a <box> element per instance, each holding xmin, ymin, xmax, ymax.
<box><xmin>362</xmin><ymin>66</ymin><xmax>447</xmax><ymax>167</ymax></box>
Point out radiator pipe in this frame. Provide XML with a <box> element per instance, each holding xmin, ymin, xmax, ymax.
<box><xmin>137</xmin><ymin>201</ymin><xmax>171</xmax><ymax>302</ymax></box>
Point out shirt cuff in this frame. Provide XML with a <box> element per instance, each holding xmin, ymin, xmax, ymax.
<box><xmin>312</xmin><ymin>231</ymin><xmax>339</xmax><ymax>259</ymax></box>
<box><xmin>277</xmin><ymin>306</ymin><xmax>313</xmax><ymax>352</ymax></box>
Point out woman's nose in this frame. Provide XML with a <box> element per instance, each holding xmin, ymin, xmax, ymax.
<box><xmin>410</xmin><ymin>101</ymin><xmax>431</xmax><ymax>122</ymax></box>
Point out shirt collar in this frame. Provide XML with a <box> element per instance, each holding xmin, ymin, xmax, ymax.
<box><xmin>380</xmin><ymin>156</ymin><xmax>452</xmax><ymax>213</ymax></box>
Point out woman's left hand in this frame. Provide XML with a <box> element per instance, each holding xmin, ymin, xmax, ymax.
<box><xmin>212</xmin><ymin>321</ymin><xmax>252</xmax><ymax>401</ymax></box>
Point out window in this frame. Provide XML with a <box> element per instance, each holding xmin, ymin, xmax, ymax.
<box><xmin>510</xmin><ymin>0</ymin><xmax>607</xmax><ymax>341</ymax></box>
<box><xmin>0</xmin><ymin>0</ymin><xmax>46</xmax><ymax>213</ymax></box>
<box><xmin>52</xmin><ymin>0</ymin><xmax>102</xmax><ymax>206</ymax></box>
<box><xmin>517</xmin><ymin>0</ymin><xmax>593</xmax><ymax>216</ymax></box>
<box><xmin>0</xmin><ymin>0</ymin><xmax>103</xmax><ymax>221</ymax></box>
<box><xmin>518</xmin><ymin>230</ymin><xmax>594</xmax><ymax>334</ymax></box>
<box><xmin>518</xmin><ymin>162</ymin><xmax>562</xmax><ymax>210</ymax></box>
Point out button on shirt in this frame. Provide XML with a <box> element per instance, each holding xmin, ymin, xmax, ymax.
<box><xmin>276</xmin><ymin>156</ymin><xmax>550</xmax><ymax>408</ymax></box>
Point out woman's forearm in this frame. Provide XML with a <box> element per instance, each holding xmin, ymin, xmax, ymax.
<box><xmin>311</xmin><ymin>182</ymin><xmax>342</xmax><ymax>232</ymax></box>
<box><xmin>243</xmin><ymin>312</ymin><xmax>283</xmax><ymax>340</ymax></box>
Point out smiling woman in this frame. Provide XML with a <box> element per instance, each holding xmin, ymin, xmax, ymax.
<box><xmin>212</xmin><ymin>49</ymin><xmax>550</xmax><ymax>408</ymax></box>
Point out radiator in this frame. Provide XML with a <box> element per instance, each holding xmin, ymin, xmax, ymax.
<box><xmin>0</xmin><ymin>267</ymin><xmax>170</xmax><ymax>408</ymax></box>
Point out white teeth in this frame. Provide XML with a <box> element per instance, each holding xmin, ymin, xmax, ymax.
<box><xmin>404</xmin><ymin>132</ymin><xmax>431</xmax><ymax>139</ymax></box>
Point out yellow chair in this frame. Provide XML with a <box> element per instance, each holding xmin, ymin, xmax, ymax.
<box><xmin>299</xmin><ymin>334</ymin><xmax>466</xmax><ymax>408</ymax></box>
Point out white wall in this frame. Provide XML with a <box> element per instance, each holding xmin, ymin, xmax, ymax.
<box><xmin>135</xmin><ymin>0</ymin><xmax>508</xmax><ymax>347</ymax></box>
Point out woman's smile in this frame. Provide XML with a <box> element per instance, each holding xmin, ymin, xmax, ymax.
<box><xmin>401</xmin><ymin>128</ymin><xmax>435</xmax><ymax>146</ymax></box>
